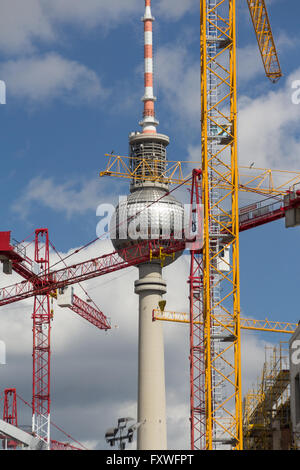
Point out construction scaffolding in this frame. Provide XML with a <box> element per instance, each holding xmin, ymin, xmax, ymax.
<box><xmin>243</xmin><ymin>343</ymin><xmax>292</xmax><ymax>450</ymax></box>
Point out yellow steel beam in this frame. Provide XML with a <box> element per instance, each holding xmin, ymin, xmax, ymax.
<box><xmin>100</xmin><ymin>154</ymin><xmax>189</xmax><ymax>186</ymax></box>
<box><xmin>100</xmin><ymin>155</ymin><xmax>300</xmax><ymax>197</ymax></box>
<box><xmin>152</xmin><ymin>309</ymin><xmax>297</xmax><ymax>334</ymax></box>
<box><xmin>247</xmin><ymin>0</ymin><xmax>282</xmax><ymax>83</ymax></box>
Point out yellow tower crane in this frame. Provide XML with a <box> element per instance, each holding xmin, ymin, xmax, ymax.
<box><xmin>196</xmin><ymin>0</ymin><xmax>281</xmax><ymax>450</ymax></box>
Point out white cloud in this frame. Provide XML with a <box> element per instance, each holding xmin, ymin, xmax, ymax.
<box><xmin>44</xmin><ymin>0</ymin><xmax>141</xmax><ymax>28</ymax></box>
<box><xmin>156</xmin><ymin>44</ymin><xmax>200</xmax><ymax>126</ymax></box>
<box><xmin>241</xmin><ymin>332</ymin><xmax>270</xmax><ymax>395</ymax></box>
<box><xmin>0</xmin><ymin>0</ymin><xmax>140</xmax><ymax>54</ymax></box>
<box><xmin>0</xmin><ymin>53</ymin><xmax>106</xmax><ymax>103</ymax></box>
<box><xmin>238</xmin><ymin>44</ymin><xmax>263</xmax><ymax>83</ymax></box>
<box><xmin>157</xmin><ymin>0</ymin><xmax>196</xmax><ymax>21</ymax></box>
<box><xmin>11</xmin><ymin>175</ymin><xmax>116</xmax><ymax>219</ymax></box>
<box><xmin>0</xmin><ymin>0</ymin><xmax>192</xmax><ymax>55</ymax></box>
<box><xmin>0</xmin><ymin>2</ymin><xmax>194</xmax><ymax>106</ymax></box>
<box><xmin>0</xmin><ymin>0</ymin><xmax>54</xmax><ymax>54</ymax></box>
<box><xmin>238</xmin><ymin>68</ymin><xmax>300</xmax><ymax>170</ymax></box>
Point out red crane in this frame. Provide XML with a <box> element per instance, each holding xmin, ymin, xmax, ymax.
<box><xmin>0</xmin><ymin>230</ymin><xmax>185</xmax><ymax>446</ymax></box>
<box><xmin>0</xmin><ymin>238</ymin><xmax>185</xmax><ymax>307</ymax></box>
<box><xmin>2</xmin><ymin>388</ymin><xmax>18</xmax><ymax>449</ymax></box>
<box><xmin>0</xmin><ymin>229</ymin><xmax>111</xmax><ymax>447</ymax></box>
<box><xmin>1</xmin><ymin>388</ymin><xmax>84</xmax><ymax>450</ymax></box>
<box><xmin>3</xmin><ymin>389</ymin><xmax>18</xmax><ymax>427</ymax></box>
<box><xmin>189</xmin><ymin>170</ymin><xmax>206</xmax><ymax>450</ymax></box>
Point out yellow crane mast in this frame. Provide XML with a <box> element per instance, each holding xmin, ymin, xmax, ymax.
<box><xmin>198</xmin><ymin>0</ymin><xmax>242</xmax><ymax>449</ymax></box>
<box><xmin>197</xmin><ymin>0</ymin><xmax>281</xmax><ymax>450</ymax></box>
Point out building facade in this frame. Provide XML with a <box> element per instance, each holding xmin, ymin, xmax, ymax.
<box><xmin>289</xmin><ymin>323</ymin><xmax>300</xmax><ymax>449</ymax></box>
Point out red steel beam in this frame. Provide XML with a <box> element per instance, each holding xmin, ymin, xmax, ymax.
<box><xmin>0</xmin><ymin>239</ymin><xmax>185</xmax><ymax>307</ymax></box>
<box><xmin>70</xmin><ymin>294</ymin><xmax>111</xmax><ymax>330</ymax></box>
<box><xmin>189</xmin><ymin>170</ymin><xmax>206</xmax><ymax>450</ymax></box>
<box><xmin>239</xmin><ymin>204</ymin><xmax>284</xmax><ymax>232</ymax></box>
<box><xmin>228</xmin><ymin>193</ymin><xmax>300</xmax><ymax>233</ymax></box>
<box><xmin>0</xmin><ymin>231</ymin><xmax>111</xmax><ymax>331</ymax></box>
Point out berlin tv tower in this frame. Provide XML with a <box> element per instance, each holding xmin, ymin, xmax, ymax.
<box><xmin>111</xmin><ymin>0</ymin><xmax>184</xmax><ymax>450</ymax></box>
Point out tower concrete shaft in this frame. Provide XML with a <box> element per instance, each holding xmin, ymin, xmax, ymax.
<box><xmin>135</xmin><ymin>263</ymin><xmax>167</xmax><ymax>450</ymax></box>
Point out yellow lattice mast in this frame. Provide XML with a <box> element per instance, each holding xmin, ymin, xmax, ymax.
<box><xmin>199</xmin><ymin>0</ymin><xmax>243</xmax><ymax>449</ymax></box>
<box><xmin>198</xmin><ymin>0</ymin><xmax>281</xmax><ymax>450</ymax></box>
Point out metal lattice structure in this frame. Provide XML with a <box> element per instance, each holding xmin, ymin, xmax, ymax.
<box><xmin>247</xmin><ymin>0</ymin><xmax>282</xmax><ymax>82</ymax></box>
<box><xmin>0</xmin><ymin>239</ymin><xmax>185</xmax><ymax>307</ymax></box>
<box><xmin>198</xmin><ymin>0</ymin><xmax>243</xmax><ymax>449</ymax></box>
<box><xmin>32</xmin><ymin>229</ymin><xmax>51</xmax><ymax>448</ymax></box>
<box><xmin>152</xmin><ymin>309</ymin><xmax>297</xmax><ymax>335</ymax></box>
<box><xmin>3</xmin><ymin>389</ymin><xmax>18</xmax><ymax>427</ymax></box>
<box><xmin>101</xmin><ymin>155</ymin><xmax>300</xmax><ymax>197</ymax></box>
<box><xmin>2</xmin><ymin>388</ymin><xmax>18</xmax><ymax>450</ymax></box>
<box><xmin>189</xmin><ymin>169</ymin><xmax>206</xmax><ymax>450</ymax></box>
<box><xmin>129</xmin><ymin>139</ymin><xmax>168</xmax><ymax>183</ymax></box>
<box><xmin>243</xmin><ymin>344</ymin><xmax>291</xmax><ymax>449</ymax></box>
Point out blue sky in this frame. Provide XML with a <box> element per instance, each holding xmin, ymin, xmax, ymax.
<box><xmin>0</xmin><ymin>0</ymin><xmax>300</xmax><ymax>449</ymax></box>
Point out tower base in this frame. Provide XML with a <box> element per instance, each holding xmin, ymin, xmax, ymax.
<box><xmin>135</xmin><ymin>262</ymin><xmax>167</xmax><ymax>450</ymax></box>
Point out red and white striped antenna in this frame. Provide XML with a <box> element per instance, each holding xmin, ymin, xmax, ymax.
<box><xmin>140</xmin><ymin>0</ymin><xmax>158</xmax><ymax>134</ymax></box>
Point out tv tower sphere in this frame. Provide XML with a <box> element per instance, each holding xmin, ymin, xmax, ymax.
<box><xmin>111</xmin><ymin>180</ymin><xmax>184</xmax><ymax>264</ymax></box>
